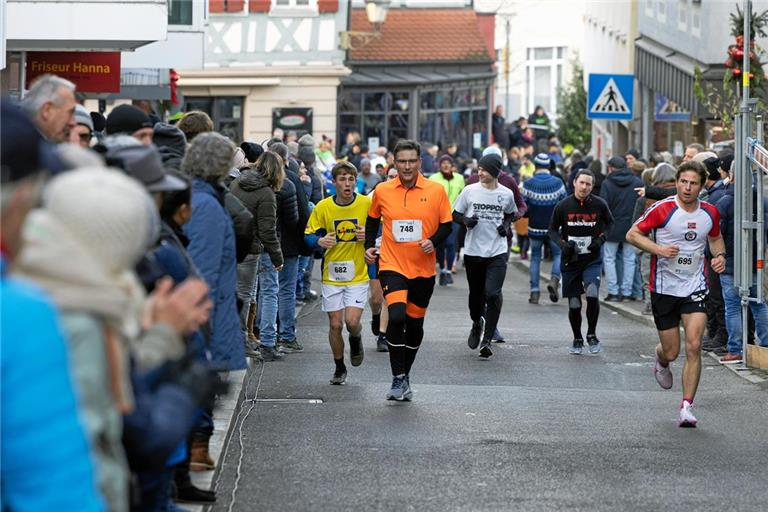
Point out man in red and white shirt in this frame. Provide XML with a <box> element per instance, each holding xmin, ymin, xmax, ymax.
<box><xmin>626</xmin><ymin>160</ymin><xmax>726</xmax><ymax>428</ymax></box>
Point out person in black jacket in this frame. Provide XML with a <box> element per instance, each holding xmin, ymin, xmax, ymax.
<box><xmin>549</xmin><ymin>170</ymin><xmax>614</xmax><ymax>355</ymax></box>
<box><xmin>230</xmin><ymin>152</ymin><xmax>285</xmax><ymax>356</ymax></box>
<box><xmin>599</xmin><ymin>156</ymin><xmax>643</xmax><ymax>301</ymax></box>
<box><xmin>268</xmin><ymin>142</ymin><xmax>311</xmax><ymax>353</ymax></box>
<box><xmin>254</xmin><ymin>152</ymin><xmax>298</xmax><ymax>362</ymax></box>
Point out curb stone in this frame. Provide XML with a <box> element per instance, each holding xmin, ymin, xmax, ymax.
<box><xmin>509</xmin><ymin>254</ymin><xmax>768</xmax><ymax>387</ymax></box>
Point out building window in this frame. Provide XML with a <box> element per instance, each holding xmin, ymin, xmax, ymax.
<box><xmin>183</xmin><ymin>97</ymin><xmax>244</xmax><ymax>144</ymax></box>
<box><xmin>691</xmin><ymin>4</ymin><xmax>701</xmax><ymax>37</ymax></box>
<box><xmin>270</xmin><ymin>0</ymin><xmax>318</xmax><ymax>16</ymax></box>
<box><xmin>677</xmin><ymin>0</ymin><xmax>688</xmax><ymax>31</ymax></box>
<box><xmin>338</xmin><ymin>90</ymin><xmax>411</xmax><ymax>151</ymax></box>
<box><xmin>645</xmin><ymin>0</ymin><xmax>654</xmax><ymax>17</ymax></box>
<box><xmin>525</xmin><ymin>46</ymin><xmax>565</xmax><ymax>117</ymax></box>
<box><xmin>417</xmin><ymin>85</ymin><xmax>489</xmax><ymax>151</ymax></box>
<box><xmin>657</xmin><ymin>0</ymin><xmax>666</xmax><ymax>23</ymax></box>
<box><xmin>168</xmin><ymin>0</ymin><xmax>193</xmax><ymax>25</ymax></box>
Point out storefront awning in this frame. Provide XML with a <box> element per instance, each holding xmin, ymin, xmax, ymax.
<box><xmin>635</xmin><ymin>37</ymin><xmax>725</xmax><ymax>118</ymax></box>
<box><xmin>342</xmin><ymin>66</ymin><xmax>496</xmax><ymax>87</ymax></box>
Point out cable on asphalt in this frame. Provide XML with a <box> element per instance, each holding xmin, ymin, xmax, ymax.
<box><xmin>215</xmin><ymin>358</ymin><xmax>265</xmax><ymax>512</ymax></box>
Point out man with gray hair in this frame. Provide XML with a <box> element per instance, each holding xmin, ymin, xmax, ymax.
<box><xmin>21</xmin><ymin>74</ymin><xmax>77</xmax><ymax>144</ymax></box>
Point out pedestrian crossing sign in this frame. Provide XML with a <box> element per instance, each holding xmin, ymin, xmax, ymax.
<box><xmin>587</xmin><ymin>74</ymin><xmax>634</xmax><ymax>120</ymax></box>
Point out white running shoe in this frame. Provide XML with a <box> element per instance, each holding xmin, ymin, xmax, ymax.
<box><xmin>678</xmin><ymin>401</ymin><xmax>697</xmax><ymax>428</ymax></box>
<box><xmin>653</xmin><ymin>356</ymin><xmax>673</xmax><ymax>390</ymax></box>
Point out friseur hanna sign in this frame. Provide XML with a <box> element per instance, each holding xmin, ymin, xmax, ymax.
<box><xmin>26</xmin><ymin>52</ymin><xmax>121</xmax><ymax>93</ymax></box>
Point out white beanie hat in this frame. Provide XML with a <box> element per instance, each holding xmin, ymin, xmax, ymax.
<box><xmin>43</xmin><ymin>167</ymin><xmax>159</xmax><ymax>274</ymax></box>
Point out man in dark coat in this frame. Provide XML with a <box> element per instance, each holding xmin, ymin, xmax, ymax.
<box><xmin>492</xmin><ymin>105</ymin><xmax>510</xmax><ymax>150</ymax></box>
<box><xmin>599</xmin><ymin>156</ymin><xmax>643</xmax><ymax>301</ymax></box>
<box><xmin>268</xmin><ymin>143</ymin><xmax>310</xmax><ymax>352</ymax></box>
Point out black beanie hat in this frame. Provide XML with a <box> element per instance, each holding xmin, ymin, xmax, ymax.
<box><xmin>240</xmin><ymin>141</ymin><xmax>264</xmax><ymax>163</ymax></box>
<box><xmin>478</xmin><ymin>154</ymin><xmax>503</xmax><ymax>178</ymax></box>
<box><xmin>703</xmin><ymin>156</ymin><xmax>722</xmax><ymax>181</ymax></box>
<box><xmin>106</xmin><ymin>104</ymin><xmax>153</xmax><ymax>135</ymax></box>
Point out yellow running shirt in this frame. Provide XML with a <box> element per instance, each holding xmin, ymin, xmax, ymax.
<box><xmin>305</xmin><ymin>193</ymin><xmax>372</xmax><ymax>286</ymax></box>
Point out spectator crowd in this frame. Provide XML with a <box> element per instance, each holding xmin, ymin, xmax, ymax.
<box><xmin>2</xmin><ymin>76</ymin><xmax>765</xmax><ymax>511</ymax></box>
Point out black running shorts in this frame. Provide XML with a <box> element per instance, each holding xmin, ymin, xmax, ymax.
<box><xmin>378</xmin><ymin>270</ymin><xmax>435</xmax><ymax>318</ymax></box>
<box><xmin>650</xmin><ymin>290</ymin><xmax>708</xmax><ymax>331</ymax></box>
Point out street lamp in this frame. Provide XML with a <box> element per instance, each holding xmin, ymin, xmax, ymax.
<box><xmin>339</xmin><ymin>0</ymin><xmax>391</xmax><ymax>51</ymax></box>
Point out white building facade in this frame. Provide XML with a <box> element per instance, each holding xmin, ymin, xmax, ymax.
<box><xmin>477</xmin><ymin>0</ymin><xmax>585</xmax><ymax>123</ymax></box>
<box><xmin>582</xmin><ymin>0</ymin><xmax>639</xmax><ymax>160</ymax></box>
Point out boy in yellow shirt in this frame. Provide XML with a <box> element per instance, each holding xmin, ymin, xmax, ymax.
<box><xmin>305</xmin><ymin>162</ymin><xmax>371</xmax><ymax>384</ymax></box>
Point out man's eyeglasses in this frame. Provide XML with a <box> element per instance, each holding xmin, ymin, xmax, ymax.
<box><xmin>395</xmin><ymin>159</ymin><xmax>419</xmax><ymax>166</ymax></box>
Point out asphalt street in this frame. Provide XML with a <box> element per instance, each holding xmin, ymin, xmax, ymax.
<box><xmin>211</xmin><ymin>262</ymin><xmax>768</xmax><ymax>512</ymax></box>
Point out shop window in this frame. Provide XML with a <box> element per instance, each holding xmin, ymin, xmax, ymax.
<box><xmin>472</xmin><ymin>87</ymin><xmax>487</xmax><ymax>107</ymax></box>
<box><xmin>184</xmin><ymin>96</ymin><xmax>244</xmax><ymax>144</ymax></box>
<box><xmin>338</xmin><ymin>91</ymin><xmax>362</xmax><ymax>113</ymax></box>
<box><xmin>338</xmin><ymin>89</ymin><xmax>411</xmax><ymax>151</ymax></box>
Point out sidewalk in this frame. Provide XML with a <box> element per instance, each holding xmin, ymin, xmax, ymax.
<box><xmin>185</xmin><ymin>301</ymin><xmax>309</xmax><ymax>511</ymax></box>
<box><xmin>509</xmin><ymin>252</ymin><xmax>768</xmax><ymax>386</ymax></box>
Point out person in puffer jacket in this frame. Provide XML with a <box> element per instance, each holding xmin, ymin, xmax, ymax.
<box><xmin>230</xmin><ymin>151</ymin><xmax>285</xmax><ymax>353</ymax></box>
<box><xmin>599</xmin><ymin>156</ymin><xmax>644</xmax><ymax>301</ymax></box>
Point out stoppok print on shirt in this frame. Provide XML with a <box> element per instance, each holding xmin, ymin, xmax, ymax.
<box><xmin>470</xmin><ymin>201</ymin><xmax>506</xmax><ymax>222</ymax></box>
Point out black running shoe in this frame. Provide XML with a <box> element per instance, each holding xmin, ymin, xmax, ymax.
<box><xmin>467</xmin><ymin>317</ymin><xmax>485</xmax><ymax>349</ymax></box>
<box><xmin>349</xmin><ymin>335</ymin><xmax>364</xmax><ymax>366</ymax></box>
<box><xmin>586</xmin><ymin>334</ymin><xmax>602</xmax><ymax>354</ymax></box>
<box><xmin>479</xmin><ymin>341</ymin><xmax>493</xmax><ymax>359</ymax></box>
<box><xmin>376</xmin><ymin>334</ymin><xmax>389</xmax><ymax>352</ymax></box>
<box><xmin>330</xmin><ymin>368</ymin><xmax>347</xmax><ymax>385</ymax></box>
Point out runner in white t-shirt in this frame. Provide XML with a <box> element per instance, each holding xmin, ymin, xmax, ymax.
<box><xmin>452</xmin><ymin>154</ymin><xmax>517</xmax><ymax>359</ymax></box>
<box><xmin>626</xmin><ymin>160</ymin><xmax>726</xmax><ymax>428</ymax></box>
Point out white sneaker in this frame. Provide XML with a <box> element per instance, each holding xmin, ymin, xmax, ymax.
<box><xmin>653</xmin><ymin>356</ymin><xmax>673</xmax><ymax>390</ymax></box>
<box><xmin>678</xmin><ymin>401</ymin><xmax>697</xmax><ymax>428</ymax></box>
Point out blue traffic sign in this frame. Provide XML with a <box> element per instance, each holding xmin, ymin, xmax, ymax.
<box><xmin>587</xmin><ymin>74</ymin><xmax>634</xmax><ymax>120</ymax></box>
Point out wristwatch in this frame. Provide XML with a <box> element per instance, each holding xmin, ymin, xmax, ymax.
<box><xmin>714</xmin><ymin>252</ymin><xmax>726</xmax><ymax>259</ymax></box>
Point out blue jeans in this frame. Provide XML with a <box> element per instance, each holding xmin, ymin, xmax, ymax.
<box><xmin>436</xmin><ymin>222</ymin><xmax>458</xmax><ymax>271</ymax></box>
<box><xmin>296</xmin><ymin>255</ymin><xmax>311</xmax><ymax>298</ymax></box>
<box><xmin>529</xmin><ymin>236</ymin><xmax>561</xmax><ymax>291</ymax></box>
<box><xmin>278</xmin><ymin>255</ymin><xmax>299</xmax><ymax>341</ymax></box>
<box><xmin>603</xmin><ymin>241</ymin><xmax>636</xmax><ymax>296</ymax></box>
<box><xmin>257</xmin><ymin>253</ymin><xmax>279</xmax><ymax>348</ymax></box>
<box><xmin>632</xmin><ymin>252</ymin><xmax>643</xmax><ymax>298</ymax></box>
<box><xmin>720</xmin><ymin>273</ymin><xmax>768</xmax><ymax>354</ymax></box>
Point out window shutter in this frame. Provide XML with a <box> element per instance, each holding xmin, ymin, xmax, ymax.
<box><xmin>318</xmin><ymin>0</ymin><xmax>338</xmax><ymax>13</ymax></box>
<box><xmin>248</xmin><ymin>0</ymin><xmax>270</xmax><ymax>12</ymax></box>
<box><xmin>225</xmin><ymin>0</ymin><xmax>245</xmax><ymax>12</ymax></box>
<box><xmin>209</xmin><ymin>0</ymin><xmax>225</xmax><ymax>13</ymax></box>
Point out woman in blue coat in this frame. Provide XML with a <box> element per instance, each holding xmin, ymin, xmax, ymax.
<box><xmin>181</xmin><ymin>132</ymin><xmax>246</xmax><ymax>372</ymax></box>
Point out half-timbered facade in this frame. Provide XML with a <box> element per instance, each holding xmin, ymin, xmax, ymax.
<box><xmin>178</xmin><ymin>0</ymin><xmax>349</xmax><ymax>143</ymax></box>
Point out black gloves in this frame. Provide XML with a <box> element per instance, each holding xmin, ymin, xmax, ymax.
<box><xmin>496</xmin><ymin>224</ymin><xmax>508</xmax><ymax>237</ymax></box>
<box><xmin>561</xmin><ymin>240</ymin><xmax>578</xmax><ymax>259</ymax></box>
<box><xmin>465</xmin><ymin>216</ymin><xmax>479</xmax><ymax>229</ymax></box>
<box><xmin>587</xmin><ymin>236</ymin><xmax>605</xmax><ymax>253</ymax></box>
<box><xmin>169</xmin><ymin>359</ymin><xmax>229</xmax><ymax>410</ymax></box>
